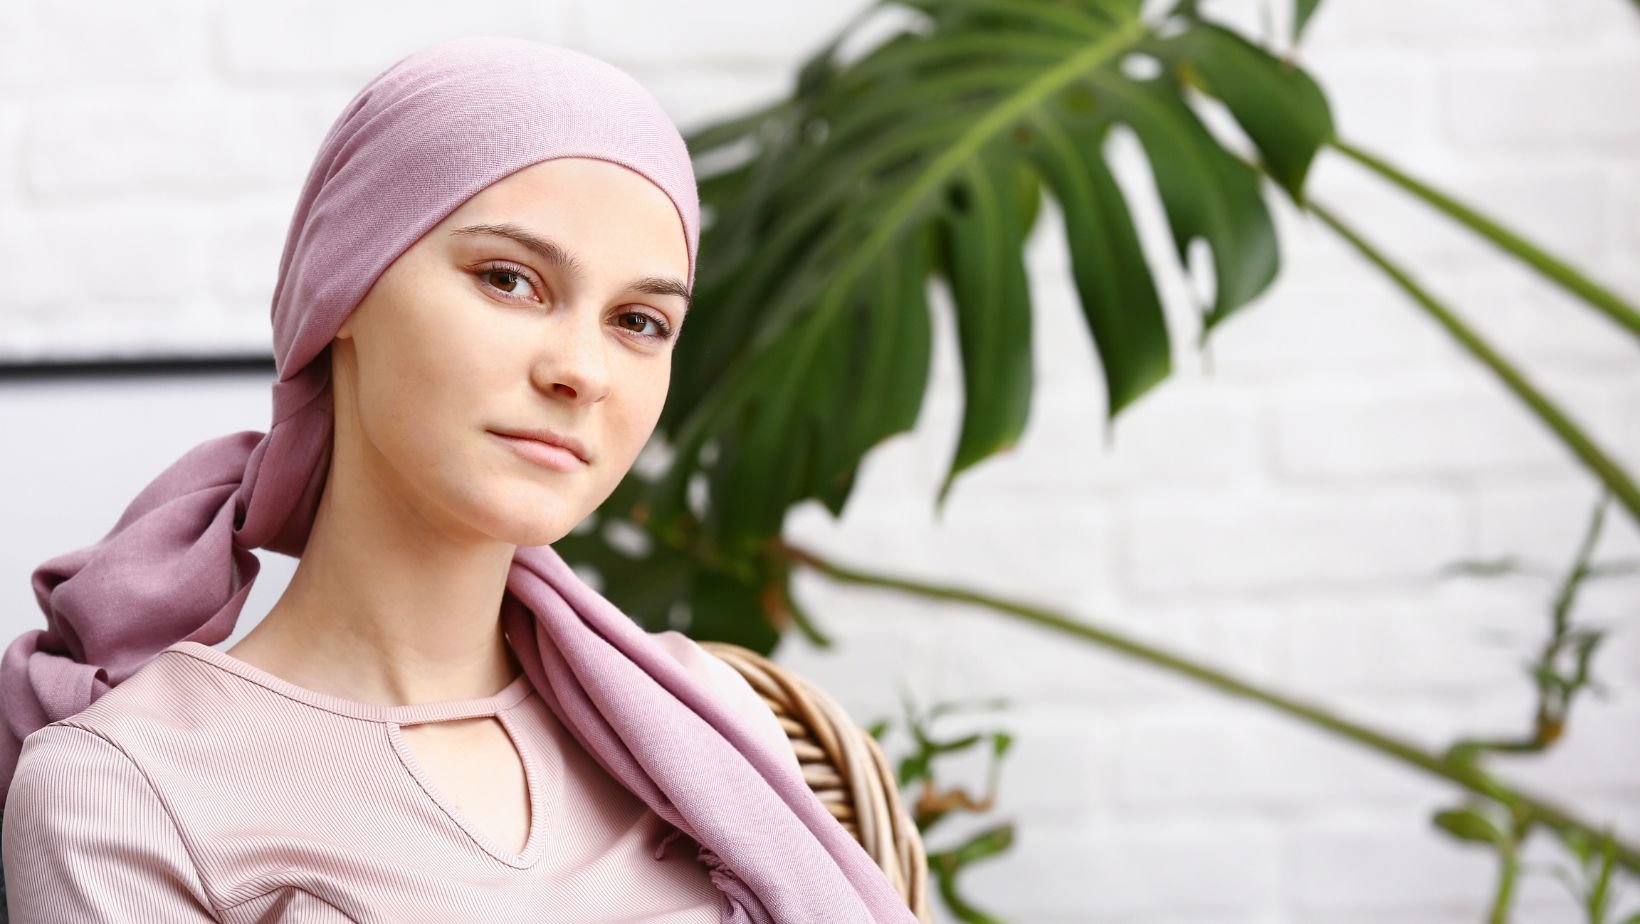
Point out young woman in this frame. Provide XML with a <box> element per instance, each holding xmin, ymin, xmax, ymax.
<box><xmin>0</xmin><ymin>36</ymin><xmax>917</xmax><ymax>924</ymax></box>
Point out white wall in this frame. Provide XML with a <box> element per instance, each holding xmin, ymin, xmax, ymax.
<box><xmin>2</xmin><ymin>1</ymin><xmax>1639</xmax><ymax>921</ymax></box>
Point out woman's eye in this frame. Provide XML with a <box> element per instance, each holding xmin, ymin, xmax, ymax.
<box><xmin>474</xmin><ymin>263</ymin><xmax>674</xmax><ymax>343</ymax></box>
<box><xmin>617</xmin><ymin>311</ymin><xmax>674</xmax><ymax>341</ymax></box>
<box><xmin>477</xmin><ymin>266</ymin><xmax>538</xmax><ymax>302</ymax></box>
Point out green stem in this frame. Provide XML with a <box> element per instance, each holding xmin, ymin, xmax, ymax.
<box><xmin>1330</xmin><ymin>138</ymin><xmax>1640</xmax><ymax>345</ymax></box>
<box><xmin>1306</xmin><ymin>199</ymin><xmax>1640</xmax><ymax>529</ymax></box>
<box><xmin>1488</xmin><ymin>845</ymin><xmax>1520</xmax><ymax>924</ymax></box>
<box><xmin>774</xmin><ymin>539</ymin><xmax>1640</xmax><ymax>875</ymax></box>
<box><xmin>1446</xmin><ymin>492</ymin><xmax>1613</xmax><ymax>761</ymax></box>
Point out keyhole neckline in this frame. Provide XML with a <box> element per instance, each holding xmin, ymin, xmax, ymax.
<box><xmin>387</xmin><ymin>711</ymin><xmax>548</xmax><ymax>868</ymax></box>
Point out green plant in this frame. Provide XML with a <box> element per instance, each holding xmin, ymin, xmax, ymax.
<box><xmin>1549</xmin><ymin>827</ymin><xmax>1640</xmax><ymax>924</ymax></box>
<box><xmin>549</xmin><ymin>0</ymin><xmax>1640</xmax><ymax>918</ymax></box>
<box><xmin>651</xmin><ymin>0</ymin><xmax>1333</xmax><ymax>556</ymax></box>
<box><xmin>1432</xmin><ymin>491</ymin><xmax>1640</xmax><ymax>921</ymax></box>
<box><xmin>870</xmin><ymin>694</ymin><xmax>1017</xmax><ymax>923</ymax></box>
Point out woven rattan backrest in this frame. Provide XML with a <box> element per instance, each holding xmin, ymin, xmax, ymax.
<box><xmin>698</xmin><ymin>641</ymin><xmax>931</xmax><ymax>923</ymax></box>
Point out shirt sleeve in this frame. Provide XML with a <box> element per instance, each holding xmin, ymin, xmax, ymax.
<box><xmin>651</xmin><ymin>630</ymin><xmax>807</xmax><ymax>786</ymax></box>
<box><xmin>3</xmin><ymin>723</ymin><xmax>221</xmax><ymax>923</ymax></box>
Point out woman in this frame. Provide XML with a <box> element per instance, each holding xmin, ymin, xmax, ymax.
<box><xmin>0</xmin><ymin>36</ymin><xmax>917</xmax><ymax>924</ymax></box>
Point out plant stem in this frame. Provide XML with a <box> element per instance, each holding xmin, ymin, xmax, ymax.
<box><xmin>1330</xmin><ymin>138</ymin><xmax>1640</xmax><ymax>345</ymax></box>
<box><xmin>1489</xmin><ymin>845</ymin><xmax>1520</xmax><ymax>924</ymax></box>
<box><xmin>774</xmin><ymin>539</ymin><xmax>1640</xmax><ymax>875</ymax></box>
<box><xmin>1305</xmin><ymin>199</ymin><xmax>1640</xmax><ymax>529</ymax></box>
<box><xmin>1445</xmin><ymin>491</ymin><xmax>1613</xmax><ymax>761</ymax></box>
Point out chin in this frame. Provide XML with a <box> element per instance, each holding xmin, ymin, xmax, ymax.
<box><xmin>441</xmin><ymin>480</ymin><xmax>572</xmax><ymax>548</ymax></box>
<box><xmin>486</xmin><ymin>505</ymin><xmax>573</xmax><ymax>547</ymax></box>
<box><xmin>502</xmin><ymin>496</ymin><xmax>588</xmax><ymax>547</ymax></box>
<box><xmin>515</xmin><ymin>522</ymin><xmax>576</xmax><ymax>548</ymax></box>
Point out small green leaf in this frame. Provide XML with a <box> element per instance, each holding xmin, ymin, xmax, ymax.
<box><xmin>929</xmin><ymin>732</ymin><xmax>986</xmax><ymax>755</ymax></box>
<box><xmin>899</xmin><ymin>754</ymin><xmax>932</xmax><ymax>788</ymax></box>
<box><xmin>1433</xmin><ymin>807</ymin><xmax>1506</xmax><ymax>846</ymax></box>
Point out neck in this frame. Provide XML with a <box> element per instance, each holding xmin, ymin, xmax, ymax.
<box><xmin>226</xmin><ymin>440</ymin><xmax>525</xmax><ymax>707</ymax></box>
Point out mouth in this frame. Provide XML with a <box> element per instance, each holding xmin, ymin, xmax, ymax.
<box><xmin>488</xmin><ymin>428</ymin><xmax>591</xmax><ymax>472</ymax></box>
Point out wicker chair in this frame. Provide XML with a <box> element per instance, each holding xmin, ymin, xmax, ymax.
<box><xmin>700</xmin><ymin>640</ymin><xmax>932</xmax><ymax>923</ymax></box>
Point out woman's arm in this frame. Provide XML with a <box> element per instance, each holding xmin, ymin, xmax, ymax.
<box><xmin>2</xmin><ymin>724</ymin><xmax>221</xmax><ymax>922</ymax></box>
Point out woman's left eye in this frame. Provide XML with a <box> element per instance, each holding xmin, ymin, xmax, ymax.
<box><xmin>617</xmin><ymin>310</ymin><xmax>674</xmax><ymax>341</ymax></box>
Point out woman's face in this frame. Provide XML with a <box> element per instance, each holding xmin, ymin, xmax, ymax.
<box><xmin>330</xmin><ymin>156</ymin><xmax>691</xmax><ymax>547</ymax></box>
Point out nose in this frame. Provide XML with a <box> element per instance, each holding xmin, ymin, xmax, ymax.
<box><xmin>530</xmin><ymin>300</ymin><xmax>611</xmax><ymax>404</ymax></box>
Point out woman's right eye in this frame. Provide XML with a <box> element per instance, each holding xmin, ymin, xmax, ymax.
<box><xmin>475</xmin><ymin>264</ymin><xmax>540</xmax><ymax>303</ymax></box>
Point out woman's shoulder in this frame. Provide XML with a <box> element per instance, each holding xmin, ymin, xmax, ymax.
<box><xmin>12</xmin><ymin>645</ymin><xmax>273</xmax><ymax>808</ymax></box>
<box><xmin>43</xmin><ymin>647</ymin><xmax>218</xmax><ymax>743</ymax></box>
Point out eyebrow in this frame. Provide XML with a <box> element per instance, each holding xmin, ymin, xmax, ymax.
<box><xmin>450</xmin><ymin>222</ymin><xmax>692</xmax><ymax>314</ymax></box>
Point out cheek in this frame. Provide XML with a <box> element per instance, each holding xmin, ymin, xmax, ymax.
<box><xmin>355</xmin><ymin>305</ymin><xmax>502</xmax><ymax>470</ymax></box>
<box><xmin>606</xmin><ymin>367</ymin><xmax>671</xmax><ymax>468</ymax></box>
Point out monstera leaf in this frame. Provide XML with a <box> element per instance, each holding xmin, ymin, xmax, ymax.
<box><xmin>568</xmin><ymin>0</ymin><xmax>1332</xmax><ymax>648</ymax></box>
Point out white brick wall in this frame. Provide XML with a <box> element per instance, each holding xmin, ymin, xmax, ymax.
<box><xmin>2</xmin><ymin>1</ymin><xmax>1638</xmax><ymax>920</ymax></box>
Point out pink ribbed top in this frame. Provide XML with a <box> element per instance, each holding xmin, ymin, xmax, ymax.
<box><xmin>2</xmin><ymin>629</ymin><xmax>804</xmax><ymax>922</ymax></box>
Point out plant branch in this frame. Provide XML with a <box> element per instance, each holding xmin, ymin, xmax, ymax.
<box><xmin>1445</xmin><ymin>491</ymin><xmax>1615</xmax><ymax>762</ymax></box>
<box><xmin>1488</xmin><ymin>824</ymin><xmax>1524</xmax><ymax>924</ymax></box>
<box><xmin>773</xmin><ymin>538</ymin><xmax>1640</xmax><ymax>875</ymax></box>
<box><xmin>1330</xmin><ymin>138</ymin><xmax>1640</xmax><ymax>345</ymax></box>
<box><xmin>1304</xmin><ymin>199</ymin><xmax>1640</xmax><ymax>528</ymax></box>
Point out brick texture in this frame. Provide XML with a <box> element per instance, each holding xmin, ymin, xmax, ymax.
<box><xmin>2</xmin><ymin>0</ymin><xmax>1638</xmax><ymax>921</ymax></box>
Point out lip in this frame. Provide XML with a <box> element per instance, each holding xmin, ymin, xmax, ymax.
<box><xmin>489</xmin><ymin>427</ymin><xmax>591</xmax><ymax>472</ymax></box>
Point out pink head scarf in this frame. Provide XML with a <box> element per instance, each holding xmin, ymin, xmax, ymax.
<box><xmin>1</xmin><ymin>36</ymin><xmax>915</xmax><ymax>923</ymax></box>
